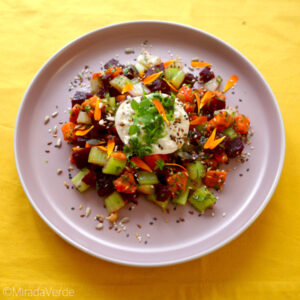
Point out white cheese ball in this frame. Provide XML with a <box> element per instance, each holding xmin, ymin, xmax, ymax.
<box><xmin>115</xmin><ymin>94</ymin><xmax>189</xmax><ymax>155</ymax></box>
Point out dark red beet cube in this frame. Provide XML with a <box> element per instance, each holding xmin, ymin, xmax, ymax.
<box><xmin>72</xmin><ymin>148</ymin><xmax>91</xmax><ymax>169</ymax></box>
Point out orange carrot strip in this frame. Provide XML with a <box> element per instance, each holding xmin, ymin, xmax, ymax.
<box><xmin>163</xmin><ymin>78</ymin><xmax>178</xmax><ymax>92</ymax></box>
<box><xmin>223</xmin><ymin>75</ymin><xmax>238</xmax><ymax>92</ymax></box>
<box><xmin>131</xmin><ymin>157</ymin><xmax>153</xmax><ymax>173</ymax></box>
<box><xmin>163</xmin><ymin>60</ymin><xmax>175</xmax><ymax>68</ymax></box>
<box><xmin>92</xmin><ymin>72</ymin><xmax>102</xmax><ymax>79</ymax></box>
<box><xmin>94</xmin><ymin>98</ymin><xmax>101</xmax><ymax>121</ymax></box>
<box><xmin>111</xmin><ymin>151</ymin><xmax>127</xmax><ymax>161</ymax></box>
<box><xmin>152</xmin><ymin>99</ymin><xmax>169</xmax><ymax>124</ymax></box>
<box><xmin>165</xmin><ymin>163</ymin><xmax>189</xmax><ymax>175</ymax></box>
<box><xmin>122</xmin><ymin>83</ymin><xmax>133</xmax><ymax>94</ymax></box>
<box><xmin>191</xmin><ymin>61</ymin><xmax>211</xmax><ymax>68</ymax></box>
<box><xmin>194</xmin><ymin>92</ymin><xmax>201</xmax><ymax>114</ymax></box>
<box><xmin>75</xmin><ymin>125</ymin><xmax>94</xmax><ymax>136</ymax></box>
<box><xmin>116</xmin><ymin>94</ymin><xmax>126</xmax><ymax>102</ymax></box>
<box><xmin>200</xmin><ymin>90</ymin><xmax>213</xmax><ymax>109</ymax></box>
<box><xmin>107</xmin><ymin>138</ymin><xmax>115</xmax><ymax>158</ymax></box>
<box><xmin>190</xmin><ymin>116</ymin><xmax>208</xmax><ymax>126</ymax></box>
<box><xmin>143</xmin><ymin>71</ymin><xmax>163</xmax><ymax>85</ymax></box>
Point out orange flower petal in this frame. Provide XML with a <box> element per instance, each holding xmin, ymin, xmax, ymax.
<box><xmin>191</xmin><ymin>61</ymin><xmax>211</xmax><ymax>68</ymax></box>
<box><xmin>223</xmin><ymin>75</ymin><xmax>238</xmax><ymax>92</ymax></box>
<box><xmin>152</xmin><ymin>99</ymin><xmax>169</xmax><ymax>124</ymax></box>
<box><xmin>143</xmin><ymin>71</ymin><xmax>163</xmax><ymax>85</ymax></box>
<box><xmin>190</xmin><ymin>116</ymin><xmax>207</xmax><ymax>126</ymax></box>
<box><xmin>163</xmin><ymin>60</ymin><xmax>175</xmax><ymax>68</ymax></box>
<box><xmin>131</xmin><ymin>157</ymin><xmax>153</xmax><ymax>173</ymax></box>
<box><xmin>107</xmin><ymin>138</ymin><xmax>115</xmax><ymax>158</ymax></box>
<box><xmin>163</xmin><ymin>78</ymin><xmax>178</xmax><ymax>92</ymax></box>
<box><xmin>204</xmin><ymin>128</ymin><xmax>217</xmax><ymax>149</ymax></box>
<box><xmin>200</xmin><ymin>90</ymin><xmax>213</xmax><ymax>109</ymax></box>
<box><xmin>97</xmin><ymin>146</ymin><xmax>107</xmax><ymax>152</ymax></box>
<box><xmin>75</xmin><ymin>125</ymin><xmax>94</xmax><ymax>136</ymax></box>
<box><xmin>94</xmin><ymin>98</ymin><xmax>101</xmax><ymax>121</ymax></box>
<box><xmin>210</xmin><ymin>136</ymin><xmax>226</xmax><ymax>149</ymax></box>
<box><xmin>122</xmin><ymin>83</ymin><xmax>133</xmax><ymax>94</ymax></box>
<box><xmin>194</xmin><ymin>92</ymin><xmax>201</xmax><ymax>115</ymax></box>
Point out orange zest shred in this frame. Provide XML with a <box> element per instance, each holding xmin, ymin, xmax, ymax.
<box><xmin>165</xmin><ymin>163</ymin><xmax>189</xmax><ymax>175</ymax></box>
<box><xmin>107</xmin><ymin>138</ymin><xmax>115</xmax><ymax>158</ymax></box>
<box><xmin>94</xmin><ymin>98</ymin><xmax>101</xmax><ymax>121</ymax></box>
<box><xmin>223</xmin><ymin>75</ymin><xmax>238</xmax><ymax>92</ymax></box>
<box><xmin>152</xmin><ymin>99</ymin><xmax>169</xmax><ymax>124</ymax></box>
<box><xmin>92</xmin><ymin>72</ymin><xmax>102</xmax><ymax>79</ymax></box>
<box><xmin>200</xmin><ymin>90</ymin><xmax>213</xmax><ymax>109</ymax></box>
<box><xmin>204</xmin><ymin>128</ymin><xmax>226</xmax><ymax>149</ymax></box>
<box><xmin>194</xmin><ymin>92</ymin><xmax>201</xmax><ymax>114</ymax></box>
<box><xmin>143</xmin><ymin>71</ymin><xmax>163</xmax><ymax>85</ymax></box>
<box><xmin>122</xmin><ymin>82</ymin><xmax>133</xmax><ymax>94</ymax></box>
<box><xmin>130</xmin><ymin>157</ymin><xmax>153</xmax><ymax>173</ymax></box>
<box><xmin>163</xmin><ymin>60</ymin><xmax>175</xmax><ymax>68</ymax></box>
<box><xmin>163</xmin><ymin>78</ymin><xmax>178</xmax><ymax>92</ymax></box>
<box><xmin>191</xmin><ymin>61</ymin><xmax>211</xmax><ymax>68</ymax></box>
<box><xmin>75</xmin><ymin>125</ymin><xmax>94</xmax><ymax>136</ymax></box>
<box><xmin>111</xmin><ymin>151</ymin><xmax>127</xmax><ymax>161</ymax></box>
<box><xmin>190</xmin><ymin>116</ymin><xmax>207</xmax><ymax>126</ymax></box>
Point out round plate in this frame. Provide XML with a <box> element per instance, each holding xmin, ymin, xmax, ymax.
<box><xmin>14</xmin><ymin>21</ymin><xmax>285</xmax><ymax>266</ymax></box>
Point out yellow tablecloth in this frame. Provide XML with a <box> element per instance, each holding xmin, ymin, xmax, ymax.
<box><xmin>1</xmin><ymin>0</ymin><xmax>299</xmax><ymax>299</ymax></box>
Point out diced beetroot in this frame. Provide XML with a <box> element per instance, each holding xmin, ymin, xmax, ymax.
<box><xmin>201</xmin><ymin>97</ymin><xmax>226</xmax><ymax>115</ymax></box>
<box><xmin>225</xmin><ymin>137</ymin><xmax>244</xmax><ymax>158</ymax></box>
<box><xmin>82</xmin><ymin>171</ymin><xmax>96</xmax><ymax>186</ymax></box>
<box><xmin>75</xmin><ymin>136</ymin><xmax>89</xmax><ymax>148</ymax></box>
<box><xmin>155</xmin><ymin>184</ymin><xmax>172</xmax><ymax>202</ymax></box>
<box><xmin>104</xmin><ymin>59</ymin><xmax>120</xmax><ymax>69</ymax></box>
<box><xmin>72</xmin><ymin>148</ymin><xmax>91</xmax><ymax>169</ymax></box>
<box><xmin>199</xmin><ymin>67</ymin><xmax>215</xmax><ymax>83</ymax></box>
<box><xmin>183</xmin><ymin>73</ymin><xmax>197</xmax><ymax>87</ymax></box>
<box><xmin>71</xmin><ymin>91</ymin><xmax>93</xmax><ymax>107</ymax></box>
<box><xmin>122</xmin><ymin>193</ymin><xmax>138</xmax><ymax>204</ymax></box>
<box><xmin>96</xmin><ymin>174</ymin><xmax>115</xmax><ymax>197</ymax></box>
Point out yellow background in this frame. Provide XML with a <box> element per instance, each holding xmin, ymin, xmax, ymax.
<box><xmin>1</xmin><ymin>0</ymin><xmax>299</xmax><ymax>299</ymax></box>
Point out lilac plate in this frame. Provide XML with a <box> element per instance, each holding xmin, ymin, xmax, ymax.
<box><xmin>14</xmin><ymin>21</ymin><xmax>285</xmax><ymax>266</ymax></box>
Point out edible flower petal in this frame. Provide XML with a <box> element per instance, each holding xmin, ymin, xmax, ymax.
<box><xmin>223</xmin><ymin>75</ymin><xmax>238</xmax><ymax>92</ymax></box>
<box><xmin>75</xmin><ymin>125</ymin><xmax>94</xmax><ymax>136</ymax></box>
<box><xmin>94</xmin><ymin>98</ymin><xmax>101</xmax><ymax>121</ymax></box>
<box><xmin>191</xmin><ymin>61</ymin><xmax>211</xmax><ymax>68</ymax></box>
<box><xmin>143</xmin><ymin>71</ymin><xmax>163</xmax><ymax>85</ymax></box>
<box><xmin>152</xmin><ymin>99</ymin><xmax>169</xmax><ymax>125</ymax></box>
<box><xmin>130</xmin><ymin>157</ymin><xmax>153</xmax><ymax>173</ymax></box>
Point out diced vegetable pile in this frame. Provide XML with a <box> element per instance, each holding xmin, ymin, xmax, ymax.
<box><xmin>61</xmin><ymin>50</ymin><xmax>251</xmax><ymax>221</ymax></box>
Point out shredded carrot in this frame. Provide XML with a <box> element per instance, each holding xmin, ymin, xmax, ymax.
<box><xmin>111</xmin><ymin>151</ymin><xmax>127</xmax><ymax>161</ymax></box>
<box><xmin>204</xmin><ymin>128</ymin><xmax>226</xmax><ymax>150</ymax></box>
<box><xmin>194</xmin><ymin>92</ymin><xmax>201</xmax><ymax>114</ymax></box>
<box><xmin>163</xmin><ymin>78</ymin><xmax>178</xmax><ymax>92</ymax></box>
<box><xmin>75</xmin><ymin>125</ymin><xmax>94</xmax><ymax>136</ymax></box>
<box><xmin>85</xmin><ymin>142</ymin><xmax>92</xmax><ymax>148</ymax></box>
<box><xmin>130</xmin><ymin>157</ymin><xmax>153</xmax><ymax>173</ymax></box>
<box><xmin>94</xmin><ymin>98</ymin><xmax>101</xmax><ymax>121</ymax></box>
<box><xmin>97</xmin><ymin>146</ymin><xmax>107</xmax><ymax>152</ymax></box>
<box><xmin>152</xmin><ymin>99</ymin><xmax>169</xmax><ymax>124</ymax></box>
<box><xmin>107</xmin><ymin>138</ymin><xmax>115</xmax><ymax>158</ymax></box>
<box><xmin>165</xmin><ymin>163</ymin><xmax>188</xmax><ymax>175</ymax></box>
<box><xmin>122</xmin><ymin>82</ymin><xmax>133</xmax><ymax>94</ymax></box>
<box><xmin>92</xmin><ymin>72</ymin><xmax>102</xmax><ymax>79</ymax></box>
<box><xmin>190</xmin><ymin>116</ymin><xmax>208</xmax><ymax>126</ymax></box>
<box><xmin>223</xmin><ymin>75</ymin><xmax>238</xmax><ymax>92</ymax></box>
<box><xmin>116</xmin><ymin>94</ymin><xmax>126</xmax><ymax>102</ymax></box>
<box><xmin>143</xmin><ymin>71</ymin><xmax>163</xmax><ymax>85</ymax></box>
<box><xmin>200</xmin><ymin>90</ymin><xmax>213</xmax><ymax>109</ymax></box>
<box><xmin>191</xmin><ymin>61</ymin><xmax>211</xmax><ymax>68</ymax></box>
<box><xmin>163</xmin><ymin>60</ymin><xmax>175</xmax><ymax>68</ymax></box>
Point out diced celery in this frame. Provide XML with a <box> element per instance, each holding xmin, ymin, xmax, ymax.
<box><xmin>223</xmin><ymin>127</ymin><xmax>238</xmax><ymax>140</ymax></box>
<box><xmin>137</xmin><ymin>184</ymin><xmax>155</xmax><ymax>195</ymax></box>
<box><xmin>172</xmin><ymin>188</ymin><xmax>190</xmax><ymax>205</ymax></box>
<box><xmin>104</xmin><ymin>192</ymin><xmax>125</xmax><ymax>214</ymax></box>
<box><xmin>188</xmin><ymin>186</ymin><xmax>217</xmax><ymax>212</ymax></box>
<box><xmin>71</xmin><ymin>168</ymin><xmax>90</xmax><ymax>192</ymax></box>
<box><xmin>170</xmin><ymin>70</ymin><xmax>185</xmax><ymax>89</ymax></box>
<box><xmin>187</xmin><ymin>161</ymin><xmax>206</xmax><ymax>180</ymax></box>
<box><xmin>88</xmin><ymin>147</ymin><xmax>107</xmax><ymax>166</ymax></box>
<box><xmin>110</xmin><ymin>75</ymin><xmax>132</xmax><ymax>93</ymax></box>
<box><xmin>135</xmin><ymin>62</ymin><xmax>147</xmax><ymax>75</ymax></box>
<box><xmin>102</xmin><ymin>157</ymin><xmax>126</xmax><ymax>175</ymax></box>
<box><xmin>136</xmin><ymin>171</ymin><xmax>159</xmax><ymax>185</ymax></box>
<box><xmin>164</xmin><ymin>67</ymin><xmax>180</xmax><ymax>81</ymax></box>
<box><xmin>146</xmin><ymin>194</ymin><xmax>169</xmax><ymax>211</ymax></box>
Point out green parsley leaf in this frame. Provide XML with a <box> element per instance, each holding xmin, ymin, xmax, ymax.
<box><xmin>129</xmin><ymin>124</ymin><xmax>140</xmax><ymax>135</ymax></box>
<box><xmin>131</xmin><ymin>99</ymin><xmax>139</xmax><ymax>111</ymax></box>
<box><xmin>155</xmin><ymin>159</ymin><xmax>165</xmax><ymax>171</ymax></box>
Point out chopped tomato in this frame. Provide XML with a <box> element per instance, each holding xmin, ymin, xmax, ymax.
<box><xmin>184</xmin><ymin>102</ymin><xmax>196</xmax><ymax>113</ymax></box>
<box><xmin>61</xmin><ymin>122</ymin><xmax>77</xmax><ymax>142</ymax></box>
<box><xmin>106</xmin><ymin>66</ymin><xmax>123</xmax><ymax>78</ymax></box>
<box><xmin>166</xmin><ymin>172</ymin><xmax>188</xmax><ymax>195</ymax></box>
<box><xmin>69</xmin><ymin>104</ymin><xmax>81</xmax><ymax>123</ymax></box>
<box><xmin>113</xmin><ymin>171</ymin><xmax>137</xmax><ymax>194</ymax></box>
<box><xmin>203</xmin><ymin>158</ymin><xmax>219</xmax><ymax>170</ymax></box>
<box><xmin>233</xmin><ymin>114</ymin><xmax>250</xmax><ymax>135</ymax></box>
<box><xmin>207</xmin><ymin>110</ymin><xmax>233</xmax><ymax>131</ymax></box>
<box><xmin>177</xmin><ymin>85</ymin><xmax>194</xmax><ymax>103</ymax></box>
<box><xmin>214</xmin><ymin>152</ymin><xmax>229</xmax><ymax>164</ymax></box>
<box><xmin>144</xmin><ymin>154</ymin><xmax>168</xmax><ymax>171</ymax></box>
<box><xmin>203</xmin><ymin>170</ymin><xmax>227</xmax><ymax>190</ymax></box>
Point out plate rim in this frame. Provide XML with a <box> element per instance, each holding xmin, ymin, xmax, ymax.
<box><xmin>14</xmin><ymin>20</ymin><xmax>286</xmax><ymax>267</ymax></box>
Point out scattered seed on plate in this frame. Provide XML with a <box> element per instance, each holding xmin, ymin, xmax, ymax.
<box><xmin>44</xmin><ymin>116</ymin><xmax>50</xmax><ymax>124</ymax></box>
<box><xmin>48</xmin><ymin>129</ymin><xmax>52</xmax><ymax>133</ymax></box>
<box><xmin>137</xmin><ymin>224</ymin><xmax>142</xmax><ymax>229</ymax></box>
<box><xmin>211</xmin><ymin>212</ymin><xmax>215</xmax><ymax>217</ymax></box>
<box><xmin>120</xmin><ymin>217</ymin><xmax>130</xmax><ymax>224</ymax></box>
<box><xmin>47</xmin><ymin>142</ymin><xmax>52</xmax><ymax>145</ymax></box>
<box><xmin>57</xmin><ymin>169</ymin><xmax>63</xmax><ymax>175</ymax></box>
<box><xmin>53</xmin><ymin>125</ymin><xmax>57</xmax><ymax>134</ymax></box>
<box><xmin>146</xmin><ymin>233</ymin><xmax>150</xmax><ymax>238</ymax></box>
<box><xmin>188</xmin><ymin>211</ymin><xmax>194</xmax><ymax>215</ymax></box>
<box><xmin>68</xmin><ymin>166</ymin><xmax>74</xmax><ymax>171</ymax></box>
<box><xmin>45</xmin><ymin>150</ymin><xmax>50</xmax><ymax>153</ymax></box>
<box><xmin>85</xmin><ymin>207</ymin><xmax>91</xmax><ymax>217</ymax></box>
<box><xmin>52</xmin><ymin>111</ymin><xmax>58</xmax><ymax>118</ymax></box>
<box><xmin>125</xmin><ymin>48</ymin><xmax>135</xmax><ymax>54</ymax></box>
<box><xmin>179</xmin><ymin>217</ymin><xmax>185</xmax><ymax>222</ymax></box>
<box><xmin>64</xmin><ymin>181</ymin><xmax>69</xmax><ymax>189</ymax></box>
<box><xmin>79</xmin><ymin>205</ymin><xmax>83</xmax><ymax>210</ymax></box>
<box><xmin>222</xmin><ymin>212</ymin><xmax>226</xmax><ymax>217</ymax></box>
<box><xmin>117</xmin><ymin>228</ymin><xmax>122</xmax><ymax>233</ymax></box>
<box><xmin>55</xmin><ymin>138</ymin><xmax>62</xmax><ymax>148</ymax></box>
